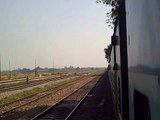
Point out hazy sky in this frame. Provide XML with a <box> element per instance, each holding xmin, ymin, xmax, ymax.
<box><xmin>0</xmin><ymin>0</ymin><xmax>112</xmax><ymax>70</ymax></box>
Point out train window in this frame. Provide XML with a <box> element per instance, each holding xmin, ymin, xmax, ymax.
<box><xmin>134</xmin><ymin>90</ymin><xmax>151</xmax><ymax>120</ymax></box>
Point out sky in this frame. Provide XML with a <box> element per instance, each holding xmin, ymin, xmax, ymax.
<box><xmin>0</xmin><ymin>0</ymin><xmax>112</xmax><ymax>70</ymax></box>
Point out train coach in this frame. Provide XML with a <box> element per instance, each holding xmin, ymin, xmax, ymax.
<box><xmin>107</xmin><ymin>0</ymin><xmax>160</xmax><ymax>120</ymax></box>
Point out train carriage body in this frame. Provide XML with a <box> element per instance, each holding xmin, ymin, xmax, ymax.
<box><xmin>108</xmin><ymin>0</ymin><xmax>160</xmax><ymax>120</ymax></box>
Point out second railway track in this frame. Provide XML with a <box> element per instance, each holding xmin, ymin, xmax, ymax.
<box><xmin>0</xmin><ymin>74</ymin><xmax>77</xmax><ymax>93</ymax></box>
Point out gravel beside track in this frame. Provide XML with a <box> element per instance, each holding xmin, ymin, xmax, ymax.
<box><xmin>32</xmin><ymin>76</ymin><xmax>99</xmax><ymax>120</ymax></box>
<box><xmin>0</xmin><ymin>75</ymin><xmax>99</xmax><ymax>120</ymax></box>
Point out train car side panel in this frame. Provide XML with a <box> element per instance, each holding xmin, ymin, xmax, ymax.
<box><xmin>126</xmin><ymin>0</ymin><xmax>160</xmax><ymax>119</ymax></box>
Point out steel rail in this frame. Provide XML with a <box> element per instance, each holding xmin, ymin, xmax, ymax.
<box><xmin>0</xmin><ymin>76</ymin><xmax>83</xmax><ymax>116</ymax></box>
<box><xmin>65</xmin><ymin>76</ymin><xmax>99</xmax><ymax>120</ymax></box>
<box><xmin>31</xmin><ymin>77</ymin><xmax>99</xmax><ymax>120</ymax></box>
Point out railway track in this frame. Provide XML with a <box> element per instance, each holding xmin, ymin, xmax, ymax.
<box><xmin>0</xmin><ymin>76</ymin><xmax>54</xmax><ymax>84</ymax></box>
<box><xmin>0</xmin><ymin>76</ymin><xmax>84</xmax><ymax>115</ymax></box>
<box><xmin>64</xmin><ymin>71</ymin><xmax>117</xmax><ymax>120</ymax></box>
<box><xmin>31</xmin><ymin>76</ymin><xmax>99</xmax><ymax>120</ymax></box>
<box><xmin>0</xmin><ymin>75</ymin><xmax>76</xmax><ymax>93</ymax></box>
<box><xmin>0</xmin><ymin>75</ymin><xmax>100</xmax><ymax>120</ymax></box>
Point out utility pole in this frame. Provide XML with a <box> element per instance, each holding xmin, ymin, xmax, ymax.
<box><xmin>35</xmin><ymin>59</ymin><xmax>37</xmax><ymax>77</ymax></box>
<box><xmin>13</xmin><ymin>67</ymin><xmax>16</xmax><ymax>76</ymax></box>
<box><xmin>9</xmin><ymin>60</ymin><xmax>11</xmax><ymax>79</ymax></box>
<box><xmin>53</xmin><ymin>60</ymin><xmax>54</xmax><ymax>74</ymax></box>
<box><xmin>0</xmin><ymin>56</ymin><xmax>1</xmax><ymax>81</ymax></box>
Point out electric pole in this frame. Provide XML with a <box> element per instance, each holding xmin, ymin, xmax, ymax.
<box><xmin>53</xmin><ymin>60</ymin><xmax>54</xmax><ymax>74</ymax></box>
<box><xmin>13</xmin><ymin>67</ymin><xmax>16</xmax><ymax>76</ymax></box>
<box><xmin>0</xmin><ymin>56</ymin><xmax>1</xmax><ymax>81</ymax></box>
<box><xmin>35</xmin><ymin>59</ymin><xmax>37</xmax><ymax>77</ymax></box>
<box><xmin>9</xmin><ymin>60</ymin><xmax>11</xmax><ymax>79</ymax></box>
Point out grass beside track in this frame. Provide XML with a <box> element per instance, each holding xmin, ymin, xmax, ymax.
<box><xmin>0</xmin><ymin>78</ymin><xmax>74</xmax><ymax>106</ymax></box>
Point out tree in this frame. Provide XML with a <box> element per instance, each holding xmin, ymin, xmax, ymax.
<box><xmin>104</xmin><ymin>44</ymin><xmax>112</xmax><ymax>63</ymax></box>
<box><xmin>96</xmin><ymin>0</ymin><xmax>119</xmax><ymax>27</ymax></box>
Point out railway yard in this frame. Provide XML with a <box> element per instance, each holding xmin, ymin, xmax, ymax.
<box><xmin>0</xmin><ymin>70</ymin><xmax>116</xmax><ymax>120</ymax></box>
